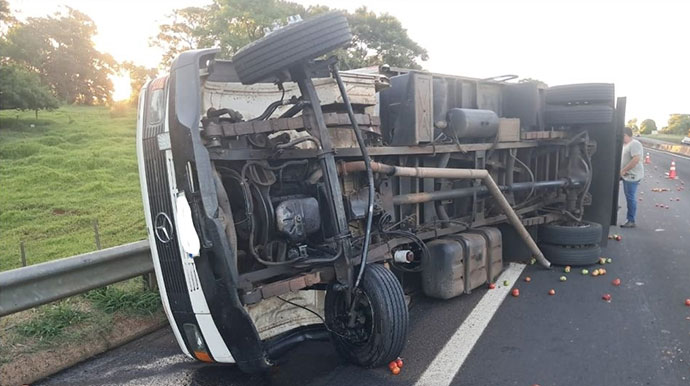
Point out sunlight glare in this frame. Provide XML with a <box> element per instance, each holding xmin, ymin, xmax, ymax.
<box><xmin>111</xmin><ymin>73</ymin><xmax>132</xmax><ymax>102</ymax></box>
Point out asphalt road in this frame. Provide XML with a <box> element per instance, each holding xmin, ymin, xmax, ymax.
<box><xmin>37</xmin><ymin>146</ymin><xmax>690</xmax><ymax>386</ymax></box>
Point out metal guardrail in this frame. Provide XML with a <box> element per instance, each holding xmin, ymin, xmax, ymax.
<box><xmin>639</xmin><ymin>137</ymin><xmax>690</xmax><ymax>157</ymax></box>
<box><xmin>0</xmin><ymin>240</ymin><xmax>152</xmax><ymax>317</ymax></box>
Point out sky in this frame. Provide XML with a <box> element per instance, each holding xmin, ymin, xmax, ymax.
<box><xmin>9</xmin><ymin>0</ymin><xmax>689</xmax><ymax>126</ymax></box>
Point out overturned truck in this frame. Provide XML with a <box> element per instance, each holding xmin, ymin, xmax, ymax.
<box><xmin>136</xmin><ymin>13</ymin><xmax>624</xmax><ymax>372</ymax></box>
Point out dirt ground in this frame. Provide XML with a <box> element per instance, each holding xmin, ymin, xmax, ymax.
<box><xmin>0</xmin><ymin>299</ymin><xmax>166</xmax><ymax>386</ymax></box>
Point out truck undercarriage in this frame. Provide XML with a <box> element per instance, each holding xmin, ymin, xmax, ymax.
<box><xmin>137</xmin><ymin>12</ymin><xmax>624</xmax><ymax>372</ymax></box>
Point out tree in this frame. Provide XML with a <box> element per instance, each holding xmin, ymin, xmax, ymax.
<box><xmin>0</xmin><ymin>65</ymin><xmax>59</xmax><ymax>118</ymax></box>
<box><xmin>626</xmin><ymin>118</ymin><xmax>638</xmax><ymax>132</ymax></box>
<box><xmin>150</xmin><ymin>0</ymin><xmax>428</xmax><ymax>70</ymax></box>
<box><xmin>639</xmin><ymin>119</ymin><xmax>657</xmax><ymax>135</ymax></box>
<box><xmin>1</xmin><ymin>7</ymin><xmax>117</xmax><ymax>104</ymax></box>
<box><xmin>335</xmin><ymin>7</ymin><xmax>428</xmax><ymax>69</ymax></box>
<box><xmin>0</xmin><ymin>0</ymin><xmax>15</xmax><ymax>27</ymax></box>
<box><xmin>149</xmin><ymin>6</ymin><xmax>219</xmax><ymax>69</ymax></box>
<box><xmin>518</xmin><ymin>78</ymin><xmax>548</xmax><ymax>88</ymax></box>
<box><xmin>661</xmin><ymin>114</ymin><xmax>690</xmax><ymax>135</ymax></box>
<box><xmin>121</xmin><ymin>61</ymin><xmax>158</xmax><ymax>105</ymax></box>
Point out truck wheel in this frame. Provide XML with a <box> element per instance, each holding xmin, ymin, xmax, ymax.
<box><xmin>232</xmin><ymin>12</ymin><xmax>352</xmax><ymax>85</ymax></box>
<box><xmin>545</xmin><ymin>83</ymin><xmax>614</xmax><ymax>106</ymax></box>
<box><xmin>325</xmin><ymin>264</ymin><xmax>408</xmax><ymax>368</ymax></box>
<box><xmin>545</xmin><ymin>105</ymin><xmax>614</xmax><ymax>126</ymax></box>
<box><xmin>538</xmin><ymin>221</ymin><xmax>602</xmax><ymax>246</ymax></box>
<box><xmin>538</xmin><ymin>244</ymin><xmax>601</xmax><ymax>266</ymax></box>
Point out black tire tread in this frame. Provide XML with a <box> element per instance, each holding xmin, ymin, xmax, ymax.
<box><xmin>232</xmin><ymin>12</ymin><xmax>352</xmax><ymax>84</ymax></box>
<box><xmin>546</xmin><ymin>83</ymin><xmax>614</xmax><ymax>106</ymax></box>
<box><xmin>234</xmin><ymin>20</ymin><xmax>348</xmax><ymax>68</ymax></box>
<box><xmin>539</xmin><ymin>243</ymin><xmax>602</xmax><ymax>266</ymax></box>
<box><xmin>325</xmin><ymin>264</ymin><xmax>408</xmax><ymax>368</ymax></box>
<box><xmin>545</xmin><ymin>104</ymin><xmax>614</xmax><ymax>125</ymax></box>
<box><xmin>538</xmin><ymin>221</ymin><xmax>603</xmax><ymax>246</ymax></box>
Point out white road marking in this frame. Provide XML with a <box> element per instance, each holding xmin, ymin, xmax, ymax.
<box><xmin>415</xmin><ymin>262</ymin><xmax>526</xmax><ymax>386</ymax></box>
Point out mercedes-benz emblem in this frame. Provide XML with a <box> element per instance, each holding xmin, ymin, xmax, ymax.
<box><xmin>154</xmin><ymin>212</ymin><xmax>174</xmax><ymax>244</ymax></box>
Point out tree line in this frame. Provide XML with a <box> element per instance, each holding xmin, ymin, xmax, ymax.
<box><xmin>0</xmin><ymin>0</ymin><xmax>427</xmax><ymax>117</ymax></box>
<box><xmin>628</xmin><ymin>115</ymin><xmax>690</xmax><ymax>136</ymax></box>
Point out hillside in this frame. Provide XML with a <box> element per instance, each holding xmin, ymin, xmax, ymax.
<box><xmin>0</xmin><ymin>105</ymin><xmax>146</xmax><ymax>271</ymax></box>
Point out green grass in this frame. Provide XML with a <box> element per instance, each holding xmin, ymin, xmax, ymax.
<box><xmin>0</xmin><ymin>105</ymin><xmax>147</xmax><ymax>271</ymax></box>
<box><xmin>641</xmin><ymin>133</ymin><xmax>685</xmax><ymax>144</ymax></box>
<box><xmin>84</xmin><ymin>286</ymin><xmax>161</xmax><ymax>315</ymax></box>
<box><xmin>16</xmin><ymin>303</ymin><xmax>90</xmax><ymax>340</ymax></box>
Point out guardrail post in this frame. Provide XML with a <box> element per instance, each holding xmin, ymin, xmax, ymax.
<box><xmin>142</xmin><ymin>272</ymin><xmax>158</xmax><ymax>291</ymax></box>
<box><xmin>20</xmin><ymin>241</ymin><xmax>26</xmax><ymax>267</ymax></box>
<box><xmin>93</xmin><ymin>219</ymin><xmax>101</xmax><ymax>250</ymax></box>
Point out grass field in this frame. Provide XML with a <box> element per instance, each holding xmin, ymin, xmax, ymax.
<box><xmin>0</xmin><ymin>105</ymin><xmax>165</xmax><ymax>379</ymax></box>
<box><xmin>0</xmin><ymin>105</ymin><xmax>147</xmax><ymax>271</ymax></box>
<box><xmin>641</xmin><ymin>133</ymin><xmax>686</xmax><ymax>144</ymax></box>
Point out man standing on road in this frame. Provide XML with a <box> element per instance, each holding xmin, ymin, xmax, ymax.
<box><xmin>620</xmin><ymin>127</ymin><xmax>644</xmax><ymax>228</ymax></box>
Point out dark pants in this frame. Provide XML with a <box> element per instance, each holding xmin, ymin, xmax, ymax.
<box><xmin>622</xmin><ymin>180</ymin><xmax>639</xmax><ymax>223</ymax></box>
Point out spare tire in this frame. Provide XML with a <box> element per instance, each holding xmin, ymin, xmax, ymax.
<box><xmin>539</xmin><ymin>244</ymin><xmax>601</xmax><ymax>266</ymax></box>
<box><xmin>546</xmin><ymin>83</ymin><xmax>614</xmax><ymax>106</ymax></box>
<box><xmin>232</xmin><ymin>12</ymin><xmax>352</xmax><ymax>85</ymax></box>
<box><xmin>545</xmin><ymin>105</ymin><xmax>614</xmax><ymax>125</ymax></box>
<box><xmin>539</xmin><ymin>221</ymin><xmax>602</xmax><ymax>246</ymax></box>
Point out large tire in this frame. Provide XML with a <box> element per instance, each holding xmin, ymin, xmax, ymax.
<box><xmin>545</xmin><ymin>105</ymin><xmax>614</xmax><ymax>125</ymax></box>
<box><xmin>538</xmin><ymin>221</ymin><xmax>602</xmax><ymax>246</ymax></box>
<box><xmin>232</xmin><ymin>12</ymin><xmax>352</xmax><ymax>85</ymax></box>
<box><xmin>539</xmin><ymin>244</ymin><xmax>601</xmax><ymax>266</ymax></box>
<box><xmin>546</xmin><ymin>83</ymin><xmax>614</xmax><ymax>106</ymax></box>
<box><xmin>325</xmin><ymin>264</ymin><xmax>408</xmax><ymax>368</ymax></box>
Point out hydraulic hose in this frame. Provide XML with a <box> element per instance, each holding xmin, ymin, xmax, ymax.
<box><xmin>331</xmin><ymin>64</ymin><xmax>376</xmax><ymax>289</ymax></box>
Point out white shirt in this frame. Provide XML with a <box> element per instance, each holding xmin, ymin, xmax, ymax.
<box><xmin>621</xmin><ymin>139</ymin><xmax>644</xmax><ymax>182</ymax></box>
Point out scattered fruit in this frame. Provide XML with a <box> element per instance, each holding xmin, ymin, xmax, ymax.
<box><xmin>606</xmin><ymin>258</ymin><xmax>612</xmax><ymax>264</ymax></box>
<box><xmin>599</xmin><ymin>257</ymin><xmax>607</xmax><ymax>265</ymax></box>
<box><xmin>608</xmin><ymin>235</ymin><xmax>614</xmax><ymax>240</ymax></box>
<box><xmin>602</xmin><ymin>293</ymin><xmax>612</xmax><ymax>301</ymax></box>
<box><xmin>612</xmin><ymin>278</ymin><xmax>621</xmax><ymax>286</ymax></box>
<box><xmin>524</xmin><ymin>276</ymin><xmax>532</xmax><ymax>282</ymax></box>
<box><xmin>592</xmin><ymin>270</ymin><xmax>600</xmax><ymax>277</ymax></box>
<box><xmin>530</xmin><ymin>257</ymin><xmax>536</xmax><ymax>265</ymax></box>
<box><xmin>391</xmin><ymin>366</ymin><xmax>401</xmax><ymax>375</ymax></box>
<box><xmin>503</xmin><ymin>280</ymin><xmax>510</xmax><ymax>286</ymax></box>
<box><xmin>548</xmin><ymin>289</ymin><xmax>556</xmax><ymax>296</ymax></box>
<box><xmin>582</xmin><ymin>269</ymin><xmax>589</xmax><ymax>275</ymax></box>
<box><xmin>488</xmin><ymin>283</ymin><xmax>496</xmax><ymax>289</ymax></box>
<box><xmin>685</xmin><ymin>299</ymin><xmax>690</xmax><ymax>307</ymax></box>
<box><xmin>564</xmin><ymin>266</ymin><xmax>571</xmax><ymax>273</ymax></box>
<box><xmin>559</xmin><ymin>276</ymin><xmax>567</xmax><ymax>282</ymax></box>
<box><xmin>615</xmin><ymin>235</ymin><xmax>622</xmax><ymax>241</ymax></box>
<box><xmin>396</xmin><ymin>358</ymin><xmax>404</xmax><ymax>368</ymax></box>
<box><xmin>389</xmin><ymin>361</ymin><xmax>398</xmax><ymax>371</ymax></box>
<box><xmin>599</xmin><ymin>268</ymin><xmax>607</xmax><ymax>275</ymax></box>
<box><xmin>511</xmin><ymin>288</ymin><xmax>520</xmax><ymax>297</ymax></box>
